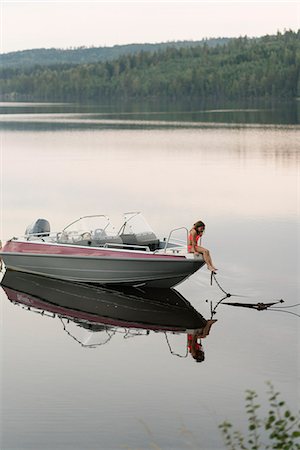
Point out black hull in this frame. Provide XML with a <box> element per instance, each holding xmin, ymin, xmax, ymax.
<box><xmin>1</xmin><ymin>270</ymin><xmax>207</xmax><ymax>332</ymax></box>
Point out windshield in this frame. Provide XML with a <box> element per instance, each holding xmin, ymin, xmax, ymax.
<box><xmin>63</xmin><ymin>215</ymin><xmax>117</xmax><ymax>236</ymax></box>
<box><xmin>56</xmin><ymin>213</ymin><xmax>157</xmax><ymax>247</ymax></box>
<box><xmin>118</xmin><ymin>212</ymin><xmax>155</xmax><ymax>235</ymax></box>
<box><xmin>57</xmin><ymin>215</ymin><xmax>119</xmax><ymax>244</ymax></box>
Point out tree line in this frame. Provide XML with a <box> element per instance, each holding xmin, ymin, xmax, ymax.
<box><xmin>0</xmin><ymin>31</ymin><xmax>299</xmax><ymax>102</ymax></box>
<box><xmin>0</xmin><ymin>38</ymin><xmax>229</xmax><ymax>68</ymax></box>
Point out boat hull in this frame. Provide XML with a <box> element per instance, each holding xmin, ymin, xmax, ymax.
<box><xmin>1</xmin><ymin>251</ymin><xmax>204</xmax><ymax>288</ymax></box>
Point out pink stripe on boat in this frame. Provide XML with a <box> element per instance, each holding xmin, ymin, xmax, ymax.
<box><xmin>2</xmin><ymin>241</ymin><xmax>185</xmax><ymax>259</ymax></box>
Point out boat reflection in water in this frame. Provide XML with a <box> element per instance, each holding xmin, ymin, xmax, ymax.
<box><xmin>1</xmin><ymin>270</ymin><xmax>216</xmax><ymax>362</ymax></box>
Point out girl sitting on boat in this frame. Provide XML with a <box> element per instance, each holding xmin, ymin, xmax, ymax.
<box><xmin>188</xmin><ymin>220</ymin><xmax>217</xmax><ymax>272</ymax></box>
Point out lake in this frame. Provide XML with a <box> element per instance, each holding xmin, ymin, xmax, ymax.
<box><xmin>0</xmin><ymin>100</ymin><xmax>299</xmax><ymax>450</ymax></box>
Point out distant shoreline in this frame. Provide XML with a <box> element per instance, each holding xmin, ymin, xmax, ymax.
<box><xmin>0</xmin><ymin>31</ymin><xmax>299</xmax><ymax>103</ymax></box>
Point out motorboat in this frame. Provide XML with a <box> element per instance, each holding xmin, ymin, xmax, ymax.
<box><xmin>0</xmin><ymin>212</ymin><xmax>204</xmax><ymax>288</ymax></box>
<box><xmin>1</xmin><ymin>270</ymin><xmax>208</xmax><ymax>335</ymax></box>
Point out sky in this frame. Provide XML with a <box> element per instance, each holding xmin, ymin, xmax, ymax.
<box><xmin>0</xmin><ymin>1</ymin><xmax>299</xmax><ymax>54</ymax></box>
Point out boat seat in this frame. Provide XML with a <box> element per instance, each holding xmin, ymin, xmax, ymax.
<box><xmin>120</xmin><ymin>232</ymin><xmax>160</xmax><ymax>251</ymax></box>
<box><xmin>92</xmin><ymin>235</ymin><xmax>123</xmax><ymax>247</ymax></box>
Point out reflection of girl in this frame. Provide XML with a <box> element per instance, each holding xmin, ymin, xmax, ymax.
<box><xmin>187</xmin><ymin>319</ymin><xmax>217</xmax><ymax>363</ymax></box>
<box><xmin>187</xmin><ymin>333</ymin><xmax>205</xmax><ymax>362</ymax></box>
<box><xmin>188</xmin><ymin>220</ymin><xmax>217</xmax><ymax>272</ymax></box>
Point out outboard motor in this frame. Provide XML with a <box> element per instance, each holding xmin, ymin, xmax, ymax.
<box><xmin>25</xmin><ymin>219</ymin><xmax>50</xmax><ymax>237</ymax></box>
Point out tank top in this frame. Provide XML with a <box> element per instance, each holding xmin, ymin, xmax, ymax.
<box><xmin>188</xmin><ymin>230</ymin><xmax>200</xmax><ymax>252</ymax></box>
<box><xmin>187</xmin><ymin>334</ymin><xmax>201</xmax><ymax>351</ymax></box>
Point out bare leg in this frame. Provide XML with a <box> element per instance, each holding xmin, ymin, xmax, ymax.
<box><xmin>196</xmin><ymin>246</ymin><xmax>217</xmax><ymax>272</ymax></box>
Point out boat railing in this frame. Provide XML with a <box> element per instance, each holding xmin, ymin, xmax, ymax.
<box><xmin>162</xmin><ymin>227</ymin><xmax>189</xmax><ymax>253</ymax></box>
<box><xmin>62</xmin><ymin>214</ymin><xmax>110</xmax><ymax>232</ymax></box>
<box><xmin>12</xmin><ymin>231</ymin><xmax>88</xmax><ymax>243</ymax></box>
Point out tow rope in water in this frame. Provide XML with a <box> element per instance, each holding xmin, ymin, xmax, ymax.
<box><xmin>209</xmin><ymin>272</ymin><xmax>300</xmax><ymax>318</ymax></box>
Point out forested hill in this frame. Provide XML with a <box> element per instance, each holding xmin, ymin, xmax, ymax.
<box><xmin>0</xmin><ymin>39</ymin><xmax>229</xmax><ymax>68</ymax></box>
<box><xmin>0</xmin><ymin>31</ymin><xmax>299</xmax><ymax>102</ymax></box>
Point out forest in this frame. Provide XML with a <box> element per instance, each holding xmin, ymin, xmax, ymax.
<box><xmin>0</xmin><ymin>38</ymin><xmax>229</xmax><ymax>68</ymax></box>
<box><xmin>0</xmin><ymin>31</ymin><xmax>299</xmax><ymax>102</ymax></box>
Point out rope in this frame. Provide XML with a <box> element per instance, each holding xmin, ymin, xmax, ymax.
<box><xmin>210</xmin><ymin>294</ymin><xmax>229</xmax><ymax>318</ymax></box>
<box><xmin>210</xmin><ymin>271</ymin><xmax>230</xmax><ymax>296</ymax></box>
<box><xmin>267</xmin><ymin>309</ymin><xmax>300</xmax><ymax>318</ymax></box>
<box><xmin>208</xmin><ymin>272</ymin><xmax>300</xmax><ymax>318</ymax></box>
<box><xmin>268</xmin><ymin>303</ymin><xmax>300</xmax><ymax>309</ymax></box>
<box><xmin>209</xmin><ymin>272</ymin><xmax>233</xmax><ymax>317</ymax></box>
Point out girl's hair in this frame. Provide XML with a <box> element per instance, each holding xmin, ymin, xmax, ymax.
<box><xmin>194</xmin><ymin>220</ymin><xmax>205</xmax><ymax>229</ymax></box>
<box><xmin>194</xmin><ymin>350</ymin><xmax>205</xmax><ymax>363</ymax></box>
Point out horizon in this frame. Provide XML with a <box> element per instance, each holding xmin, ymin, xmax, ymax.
<box><xmin>1</xmin><ymin>2</ymin><xmax>299</xmax><ymax>54</ymax></box>
<box><xmin>1</xmin><ymin>29</ymin><xmax>298</xmax><ymax>56</ymax></box>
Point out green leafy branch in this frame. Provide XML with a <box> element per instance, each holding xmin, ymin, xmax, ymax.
<box><xmin>219</xmin><ymin>382</ymin><xmax>300</xmax><ymax>450</ymax></box>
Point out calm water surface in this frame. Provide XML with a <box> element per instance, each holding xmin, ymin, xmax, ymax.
<box><xmin>0</xmin><ymin>102</ymin><xmax>299</xmax><ymax>450</ymax></box>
